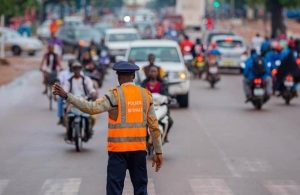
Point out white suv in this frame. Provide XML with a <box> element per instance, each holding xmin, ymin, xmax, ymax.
<box><xmin>105</xmin><ymin>28</ymin><xmax>140</xmax><ymax>61</ymax></box>
<box><xmin>125</xmin><ymin>40</ymin><xmax>190</xmax><ymax>108</ymax></box>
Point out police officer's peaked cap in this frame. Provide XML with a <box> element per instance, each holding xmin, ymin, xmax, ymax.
<box><xmin>113</xmin><ymin>61</ymin><xmax>140</xmax><ymax>73</ymax></box>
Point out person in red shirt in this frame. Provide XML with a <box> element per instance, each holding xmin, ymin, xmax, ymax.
<box><xmin>180</xmin><ymin>35</ymin><xmax>194</xmax><ymax>55</ymax></box>
<box><xmin>141</xmin><ymin>66</ymin><xmax>173</xmax><ymax>142</ymax></box>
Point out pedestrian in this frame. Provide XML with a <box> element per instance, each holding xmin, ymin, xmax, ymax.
<box><xmin>53</xmin><ymin>61</ymin><xmax>163</xmax><ymax>195</ymax></box>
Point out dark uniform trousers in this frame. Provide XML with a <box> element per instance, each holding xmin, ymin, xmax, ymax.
<box><xmin>107</xmin><ymin>151</ymin><xmax>148</xmax><ymax>195</ymax></box>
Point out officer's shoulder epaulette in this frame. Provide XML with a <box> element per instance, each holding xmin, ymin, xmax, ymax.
<box><xmin>108</xmin><ymin>87</ymin><xmax>119</xmax><ymax>96</ymax></box>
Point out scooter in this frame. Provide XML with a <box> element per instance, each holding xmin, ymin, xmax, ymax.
<box><xmin>279</xmin><ymin>74</ymin><xmax>297</xmax><ymax>105</ymax></box>
<box><xmin>147</xmin><ymin>93</ymin><xmax>170</xmax><ymax>156</ymax></box>
<box><xmin>249</xmin><ymin>78</ymin><xmax>269</xmax><ymax>110</ymax></box>
<box><xmin>206</xmin><ymin>64</ymin><xmax>220</xmax><ymax>88</ymax></box>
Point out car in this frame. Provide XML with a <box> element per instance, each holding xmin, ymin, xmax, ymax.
<box><xmin>105</xmin><ymin>28</ymin><xmax>140</xmax><ymax>61</ymax></box>
<box><xmin>125</xmin><ymin>22</ymin><xmax>156</xmax><ymax>39</ymax></box>
<box><xmin>202</xmin><ymin>29</ymin><xmax>235</xmax><ymax>50</ymax></box>
<box><xmin>211</xmin><ymin>35</ymin><xmax>247</xmax><ymax>69</ymax></box>
<box><xmin>57</xmin><ymin>25</ymin><xmax>101</xmax><ymax>54</ymax></box>
<box><xmin>37</xmin><ymin>20</ymin><xmax>51</xmax><ymax>40</ymax></box>
<box><xmin>0</xmin><ymin>27</ymin><xmax>43</xmax><ymax>56</ymax></box>
<box><xmin>94</xmin><ymin>23</ymin><xmax>112</xmax><ymax>37</ymax></box>
<box><xmin>125</xmin><ymin>40</ymin><xmax>190</xmax><ymax>108</ymax></box>
<box><xmin>63</xmin><ymin>16</ymin><xmax>84</xmax><ymax>27</ymax></box>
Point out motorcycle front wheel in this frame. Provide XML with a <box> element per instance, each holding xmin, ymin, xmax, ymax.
<box><xmin>74</xmin><ymin>124</ymin><xmax>83</xmax><ymax>152</ymax></box>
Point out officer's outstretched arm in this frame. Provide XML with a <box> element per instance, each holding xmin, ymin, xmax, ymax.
<box><xmin>66</xmin><ymin>93</ymin><xmax>112</xmax><ymax>115</ymax></box>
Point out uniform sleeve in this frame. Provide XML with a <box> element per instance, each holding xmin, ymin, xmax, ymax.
<box><xmin>147</xmin><ymin>95</ymin><xmax>163</xmax><ymax>154</ymax></box>
<box><xmin>66</xmin><ymin>90</ymin><xmax>117</xmax><ymax>115</ymax></box>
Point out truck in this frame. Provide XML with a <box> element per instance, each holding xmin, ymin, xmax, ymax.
<box><xmin>176</xmin><ymin>0</ymin><xmax>206</xmax><ymax>29</ymax></box>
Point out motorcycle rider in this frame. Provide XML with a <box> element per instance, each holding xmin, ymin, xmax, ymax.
<box><xmin>141</xmin><ymin>65</ymin><xmax>173</xmax><ymax>143</ymax></box>
<box><xmin>243</xmin><ymin>49</ymin><xmax>272</xmax><ymax>102</ymax></box>
<box><xmin>40</xmin><ymin>44</ymin><xmax>61</xmax><ymax>94</ymax></box>
<box><xmin>264</xmin><ymin>41</ymin><xmax>282</xmax><ymax>71</ymax></box>
<box><xmin>63</xmin><ymin>61</ymin><xmax>97</xmax><ymax>142</ymax></box>
<box><xmin>48</xmin><ymin>32</ymin><xmax>63</xmax><ymax>57</ymax></box>
<box><xmin>180</xmin><ymin>35</ymin><xmax>194</xmax><ymax>55</ymax></box>
<box><xmin>56</xmin><ymin>60</ymin><xmax>74</xmax><ymax>125</ymax></box>
<box><xmin>276</xmin><ymin>50</ymin><xmax>300</xmax><ymax>96</ymax></box>
<box><xmin>191</xmin><ymin>38</ymin><xmax>204</xmax><ymax>58</ymax></box>
<box><xmin>143</xmin><ymin>54</ymin><xmax>165</xmax><ymax>78</ymax></box>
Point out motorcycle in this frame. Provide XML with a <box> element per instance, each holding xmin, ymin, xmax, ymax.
<box><xmin>191</xmin><ymin>55</ymin><xmax>206</xmax><ymax>79</ymax></box>
<box><xmin>268</xmin><ymin>60</ymin><xmax>281</xmax><ymax>94</ymax></box>
<box><xmin>280</xmin><ymin>74</ymin><xmax>297</xmax><ymax>105</ymax></box>
<box><xmin>99</xmin><ymin>49</ymin><xmax>111</xmax><ymax>72</ymax></box>
<box><xmin>182</xmin><ymin>46</ymin><xmax>193</xmax><ymax>66</ymax></box>
<box><xmin>249</xmin><ymin>78</ymin><xmax>269</xmax><ymax>110</ymax></box>
<box><xmin>206</xmin><ymin>64</ymin><xmax>220</xmax><ymax>88</ymax></box>
<box><xmin>147</xmin><ymin>93</ymin><xmax>170</xmax><ymax>156</ymax></box>
<box><xmin>67</xmin><ymin>107</ymin><xmax>91</xmax><ymax>152</ymax></box>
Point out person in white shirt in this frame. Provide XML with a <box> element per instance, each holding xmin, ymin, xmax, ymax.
<box><xmin>252</xmin><ymin>33</ymin><xmax>264</xmax><ymax>55</ymax></box>
<box><xmin>57</xmin><ymin>60</ymin><xmax>74</xmax><ymax>125</ymax></box>
<box><xmin>63</xmin><ymin>61</ymin><xmax>97</xmax><ymax>141</ymax></box>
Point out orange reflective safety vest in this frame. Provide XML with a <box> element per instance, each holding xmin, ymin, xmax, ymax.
<box><xmin>108</xmin><ymin>84</ymin><xmax>151</xmax><ymax>152</ymax></box>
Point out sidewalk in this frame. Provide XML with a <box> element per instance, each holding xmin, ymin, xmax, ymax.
<box><xmin>0</xmin><ymin>55</ymin><xmax>41</xmax><ymax>86</ymax></box>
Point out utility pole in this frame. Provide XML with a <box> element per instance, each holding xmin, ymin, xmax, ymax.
<box><xmin>231</xmin><ymin>0</ymin><xmax>235</xmax><ymax>17</ymax></box>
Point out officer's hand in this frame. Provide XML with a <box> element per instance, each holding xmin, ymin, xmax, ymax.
<box><xmin>152</xmin><ymin>154</ymin><xmax>163</xmax><ymax>172</ymax></box>
<box><xmin>52</xmin><ymin>83</ymin><xmax>67</xmax><ymax>99</ymax></box>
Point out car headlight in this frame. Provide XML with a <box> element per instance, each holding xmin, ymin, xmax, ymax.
<box><xmin>179</xmin><ymin>72</ymin><xmax>187</xmax><ymax>80</ymax></box>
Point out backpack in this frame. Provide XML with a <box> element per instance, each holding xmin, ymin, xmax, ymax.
<box><xmin>68</xmin><ymin>75</ymin><xmax>88</xmax><ymax>96</ymax></box>
<box><xmin>252</xmin><ymin>56</ymin><xmax>266</xmax><ymax>77</ymax></box>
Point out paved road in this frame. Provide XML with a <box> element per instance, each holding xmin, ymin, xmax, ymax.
<box><xmin>0</xmin><ymin>70</ymin><xmax>300</xmax><ymax>195</ymax></box>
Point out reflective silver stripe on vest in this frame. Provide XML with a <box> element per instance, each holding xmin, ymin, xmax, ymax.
<box><xmin>109</xmin><ymin>86</ymin><xmax>147</xmax><ymax>129</ymax></box>
<box><xmin>108</xmin><ymin>122</ymin><xmax>147</xmax><ymax>129</ymax></box>
<box><xmin>108</xmin><ymin>137</ymin><xmax>146</xmax><ymax>143</ymax></box>
<box><xmin>117</xmin><ymin>87</ymin><xmax>126</xmax><ymax>123</ymax></box>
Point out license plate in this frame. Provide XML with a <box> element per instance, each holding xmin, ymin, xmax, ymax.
<box><xmin>284</xmin><ymin>81</ymin><xmax>294</xmax><ymax>87</ymax></box>
<box><xmin>209</xmin><ymin>67</ymin><xmax>218</xmax><ymax>74</ymax></box>
<box><xmin>222</xmin><ymin>60</ymin><xmax>235</xmax><ymax>66</ymax></box>
<box><xmin>184</xmin><ymin>55</ymin><xmax>193</xmax><ymax>61</ymax></box>
<box><xmin>254</xmin><ymin>88</ymin><xmax>265</xmax><ymax>96</ymax></box>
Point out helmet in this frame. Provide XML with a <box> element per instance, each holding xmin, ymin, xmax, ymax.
<box><xmin>209</xmin><ymin>49</ymin><xmax>221</xmax><ymax>56</ymax></box>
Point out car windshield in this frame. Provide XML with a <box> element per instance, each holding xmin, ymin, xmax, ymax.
<box><xmin>108</xmin><ymin>33</ymin><xmax>138</xmax><ymax>42</ymax></box>
<box><xmin>129</xmin><ymin>47</ymin><xmax>181</xmax><ymax>62</ymax></box>
<box><xmin>216</xmin><ymin>39</ymin><xmax>243</xmax><ymax>49</ymax></box>
<box><xmin>208</xmin><ymin>32</ymin><xmax>234</xmax><ymax>43</ymax></box>
<box><xmin>75</xmin><ymin>29</ymin><xmax>100</xmax><ymax>41</ymax></box>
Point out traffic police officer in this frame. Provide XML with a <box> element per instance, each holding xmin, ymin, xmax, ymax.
<box><xmin>53</xmin><ymin>61</ymin><xmax>163</xmax><ymax>195</ymax></box>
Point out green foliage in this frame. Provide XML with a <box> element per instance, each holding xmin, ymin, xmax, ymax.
<box><xmin>0</xmin><ymin>0</ymin><xmax>39</xmax><ymax>16</ymax></box>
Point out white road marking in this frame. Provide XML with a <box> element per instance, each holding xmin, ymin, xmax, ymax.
<box><xmin>265</xmin><ymin>180</ymin><xmax>300</xmax><ymax>195</ymax></box>
<box><xmin>191</xmin><ymin>110</ymin><xmax>241</xmax><ymax>178</ymax></box>
<box><xmin>0</xmin><ymin>180</ymin><xmax>9</xmax><ymax>195</ymax></box>
<box><xmin>189</xmin><ymin>178</ymin><xmax>234</xmax><ymax>195</ymax></box>
<box><xmin>231</xmin><ymin>158</ymin><xmax>271</xmax><ymax>173</ymax></box>
<box><xmin>123</xmin><ymin>178</ymin><xmax>156</xmax><ymax>195</ymax></box>
<box><xmin>40</xmin><ymin>178</ymin><xmax>81</xmax><ymax>195</ymax></box>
